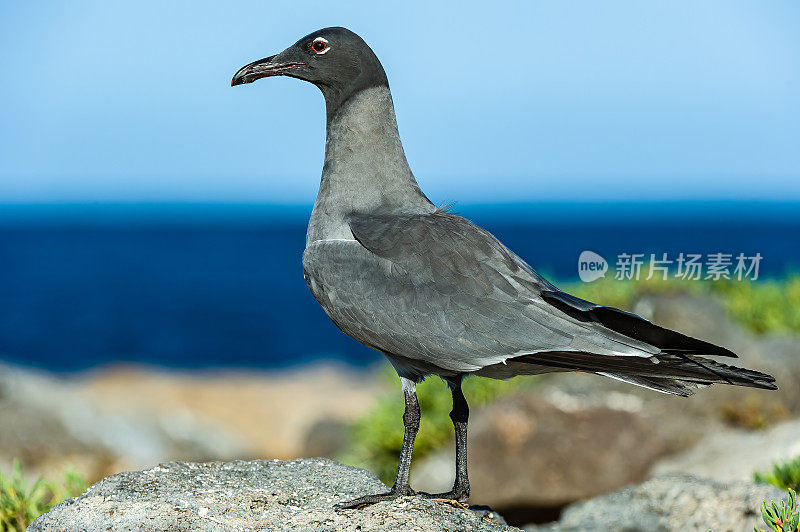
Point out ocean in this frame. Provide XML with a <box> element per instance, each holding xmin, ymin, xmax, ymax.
<box><xmin>1</xmin><ymin>201</ymin><xmax>798</xmax><ymax>372</ymax></box>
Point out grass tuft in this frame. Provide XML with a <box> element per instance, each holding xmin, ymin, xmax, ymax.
<box><xmin>755</xmin><ymin>457</ymin><xmax>800</xmax><ymax>494</ymax></box>
<box><xmin>0</xmin><ymin>460</ymin><xmax>87</xmax><ymax>531</ymax></box>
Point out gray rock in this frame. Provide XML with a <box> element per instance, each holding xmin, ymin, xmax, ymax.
<box><xmin>634</xmin><ymin>293</ymin><xmax>800</xmax><ymax>410</ymax></box>
<box><xmin>415</xmin><ymin>393</ymin><xmax>666</xmax><ymax>507</ymax></box>
<box><xmin>0</xmin><ymin>363</ymin><xmax>248</xmax><ymax>480</ymax></box>
<box><xmin>30</xmin><ymin>458</ymin><xmax>519</xmax><ymax>531</ymax></box>
<box><xmin>537</xmin><ymin>294</ymin><xmax>796</xmax><ymax>451</ymax></box>
<box><xmin>652</xmin><ymin>418</ymin><xmax>800</xmax><ymax>482</ymax></box>
<box><xmin>524</xmin><ymin>474</ymin><xmax>785</xmax><ymax>532</ymax></box>
<box><xmin>303</xmin><ymin>419</ymin><xmax>350</xmax><ymax>458</ymax></box>
<box><xmin>632</xmin><ymin>294</ymin><xmax>751</xmax><ymax>354</ymax></box>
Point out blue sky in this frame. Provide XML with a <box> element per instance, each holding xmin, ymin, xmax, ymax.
<box><xmin>1</xmin><ymin>1</ymin><xmax>798</xmax><ymax>204</ymax></box>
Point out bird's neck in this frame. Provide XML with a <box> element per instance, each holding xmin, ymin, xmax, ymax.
<box><xmin>307</xmin><ymin>86</ymin><xmax>433</xmax><ymax>245</ymax></box>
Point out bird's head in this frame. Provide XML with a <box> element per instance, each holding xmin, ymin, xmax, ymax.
<box><xmin>231</xmin><ymin>27</ymin><xmax>388</xmax><ymax>111</ymax></box>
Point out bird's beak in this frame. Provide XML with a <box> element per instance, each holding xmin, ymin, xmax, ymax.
<box><xmin>231</xmin><ymin>54</ymin><xmax>309</xmax><ymax>86</ymax></box>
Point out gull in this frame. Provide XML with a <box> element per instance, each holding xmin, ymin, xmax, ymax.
<box><xmin>231</xmin><ymin>27</ymin><xmax>776</xmax><ymax>509</ymax></box>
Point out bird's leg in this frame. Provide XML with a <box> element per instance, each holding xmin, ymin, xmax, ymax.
<box><xmin>420</xmin><ymin>379</ymin><xmax>470</xmax><ymax>504</ymax></box>
<box><xmin>335</xmin><ymin>377</ymin><xmax>420</xmax><ymax>510</ymax></box>
<box><xmin>393</xmin><ymin>386</ymin><xmax>421</xmax><ymax>492</ymax></box>
<box><xmin>450</xmin><ymin>383</ymin><xmax>471</xmax><ymax>501</ymax></box>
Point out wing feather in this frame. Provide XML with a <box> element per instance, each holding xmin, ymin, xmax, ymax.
<box><xmin>303</xmin><ymin>212</ymin><xmax>668</xmax><ymax>377</ymax></box>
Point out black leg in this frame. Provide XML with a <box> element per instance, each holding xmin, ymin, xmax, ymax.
<box><xmin>450</xmin><ymin>382</ymin><xmax>471</xmax><ymax>500</ymax></box>
<box><xmin>420</xmin><ymin>378</ymin><xmax>470</xmax><ymax>503</ymax></box>
<box><xmin>335</xmin><ymin>377</ymin><xmax>420</xmax><ymax>509</ymax></box>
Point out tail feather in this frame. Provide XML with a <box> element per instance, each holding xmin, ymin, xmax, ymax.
<box><xmin>596</xmin><ymin>373</ymin><xmax>709</xmax><ymax>397</ymax></box>
<box><xmin>515</xmin><ymin>351</ymin><xmax>777</xmax><ymax>396</ymax></box>
<box><xmin>534</xmin><ymin>289</ymin><xmax>776</xmax><ymax>395</ymax></box>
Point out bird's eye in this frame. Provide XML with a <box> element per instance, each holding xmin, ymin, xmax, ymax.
<box><xmin>311</xmin><ymin>37</ymin><xmax>330</xmax><ymax>54</ymax></box>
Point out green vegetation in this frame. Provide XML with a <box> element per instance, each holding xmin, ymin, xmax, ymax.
<box><xmin>0</xmin><ymin>460</ymin><xmax>87</xmax><ymax>531</ymax></box>
<box><xmin>750</xmin><ymin>457</ymin><xmax>800</xmax><ymax>531</ymax></box>
<box><xmin>755</xmin><ymin>457</ymin><xmax>800</xmax><ymax>494</ymax></box>
<box><xmin>754</xmin><ymin>489</ymin><xmax>800</xmax><ymax>532</ymax></box>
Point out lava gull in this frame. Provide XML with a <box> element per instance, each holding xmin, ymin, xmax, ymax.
<box><xmin>231</xmin><ymin>27</ymin><xmax>776</xmax><ymax>509</ymax></box>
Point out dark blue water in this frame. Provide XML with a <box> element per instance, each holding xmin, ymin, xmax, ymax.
<box><xmin>1</xmin><ymin>202</ymin><xmax>798</xmax><ymax>372</ymax></box>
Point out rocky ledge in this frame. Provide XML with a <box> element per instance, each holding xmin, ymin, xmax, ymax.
<box><xmin>29</xmin><ymin>458</ymin><xmax>786</xmax><ymax>531</ymax></box>
<box><xmin>29</xmin><ymin>458</ymin><xmax>514</xmax><ymax>531</ymax></box>
<box><xmin>526</xmin><ymin>474</ymin><xmax>784</xmax><ymax>532</ymax></box>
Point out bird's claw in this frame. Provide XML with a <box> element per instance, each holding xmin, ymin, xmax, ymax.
<box><xmin>418</xmin><ymin>487</ymin><xmax>470</xmax><ymax>506</ymax></box>
<box><xmin>427</xmin><ymin>498</ymin><xmax>469</xmax><ymax>509</ymax></box>
<box><xmin>336</xmin><ymin>486</ymin><xmax>471</xmax><ymax>511</ymax></box>
<box><xmin>334</xmin><ymin>488</ymin><xmax>416</xmax><ymax>510</ymax></box>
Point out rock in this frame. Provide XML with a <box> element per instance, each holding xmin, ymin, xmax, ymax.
<box><xmin>651</xmin><ymin>418</ymin><xmax>800</xmax><ymax>481</ymax></box>
<box><xmin>414</xmin><ymin>393</ymin><xmax>666</xmax><ymax>508</ymax></box>
<box><xmin>303</xmin><ymin>419</ymin><xmax>350</xmax><ymax>458</ymax></box>
<box><xmin>0</xmin><ymin>363</ymin><xmax>248</xmax><ymax>482</ymax></box>
<box><xmin>30</xmin><ymin>458</ymin><xmax>519</xmax><ymax>531</ymax></box>
<box><xmin>531</xmin><ymin>294</ymin><xmax>795</xmax><ymax>452</ymax></box>
<box><xmin>79</xmin><ymin>363</ymin><xmax>381</xmax><ymax>460</ymax></box>
<box><xmin>524</xmin><ymin>474</ymin><xmax>785</xmax><ymax>532</ymax></box>
<box><xmin>633</xmin><ymin>293</ymin><xmax>800</xmax><ymax>411</ymax></box>
<box><xmin>632</xmin><ymin>293</ymin><xmax>750</xmax><ymax>354</ymax></box>
<box><xmin>0</xmin><ymin>361</ymin><xmax>381</xmax><ymax>483</ymax></box>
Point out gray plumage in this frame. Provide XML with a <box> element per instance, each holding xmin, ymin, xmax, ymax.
<box><xmin>232</xmin><ymin>27</ymin><xmax>776</xmax><ymax>507</ymax></box>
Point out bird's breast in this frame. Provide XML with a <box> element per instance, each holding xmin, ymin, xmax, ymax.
<box><xmin>302</xmin><ymin>239</ymin><xmax>362</xmax><ymax>309</ymax></box>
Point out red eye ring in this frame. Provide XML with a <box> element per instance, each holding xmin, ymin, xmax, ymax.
<box><xmin>311</xmin><ymin>38</ymin><xmax>329</xmax><ymax>54</ymax></box>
